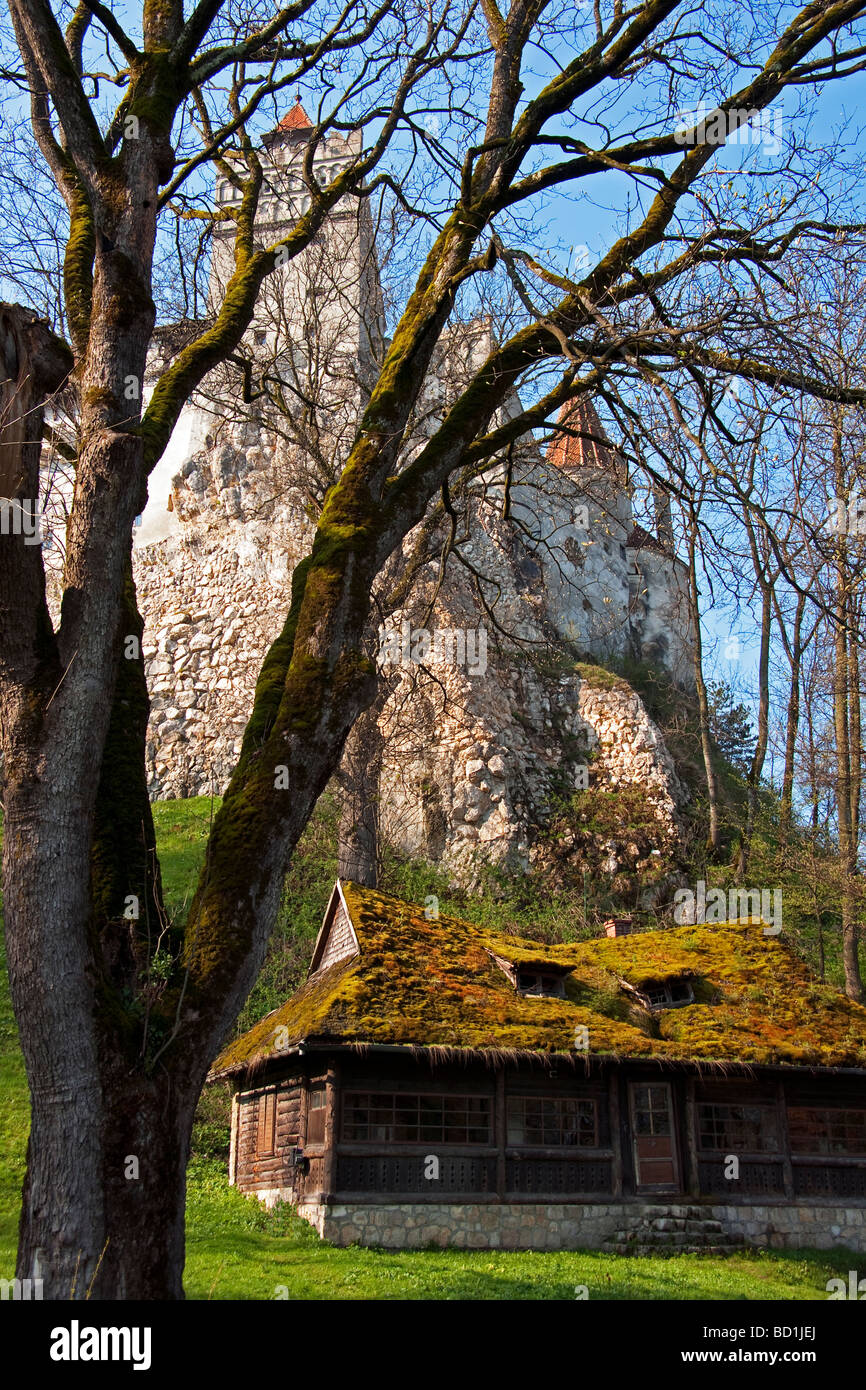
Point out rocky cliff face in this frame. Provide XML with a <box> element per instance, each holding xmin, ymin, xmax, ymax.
<box><xmin>134</xmin><ymin>429</ymin><xmax>314</xmax><ymax>800</ymax></box>
<box><xmin>373</xmin><ymin>494</ymin><xmax>689</xmax><ymax>895</ymax></box>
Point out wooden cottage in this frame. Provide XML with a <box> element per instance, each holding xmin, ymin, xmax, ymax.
<box><xmin>209</xmin><ymin>881</ymin><xmax>866</xmax><ymax>1252</ymax></box>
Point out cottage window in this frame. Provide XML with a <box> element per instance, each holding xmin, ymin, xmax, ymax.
<box><xmin>788</xmin><ymin>1107</ymin><xmax>866</xmax><ymax>1156</ymax></box>
<box><xmin>697</xmin><ymin>1103</ymin><xmax>779</xmax><ymax>1153</ymax></box>
<box><xmin>306</xmin><ymin>1084</ymin><xmax>327</xmax><ymax>1145</ymax></box>
<box><xmin>507</xmin><ymin>1095</ymin><xmax>597</xmax><ymax>1147</ymax></box>
<box><xmin>256</xmin><ymin>1090</ymin><xmax>276</xmax><ymax>1156</ymax></box>
<box><xmin>517</xmin><ymin>971</ymin><xmax>566</xmax><ymax>999</ymax></box>
<box><xmin>342</xmin><ymin>1092</ymin><xmax>491</xmax><ymax>1144</ymax></box>
<box><xmin>643</xmin><ymin>979</ymin><xmax>694</xmax><ymax>1010</ymax></box>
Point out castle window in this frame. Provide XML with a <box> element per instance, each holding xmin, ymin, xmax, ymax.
<box><xmin>342</xmin><ymin>1092</ymin><xmax>491</xmax><ymax>1144</ymax></box>
<box><xmin>507</xmin><ymin>1095</ymin><xmax>597</xmax><ymax>1147</ymax></box>
<box><xmin>643</xmin><ymin>978</ymin><xmax>694</xmax><ymax>1010</ymax></box>
<box><xmin>697</xmin><ymin>1103</ymin><xmax>779</xmax><ymax>1153</ymax></box>
<box><xmin>788</xmin><ymin>1107</ymin><xmax>866</xmax><ymax>1156</ymax></box>
<box><xmin>517</xmin><ymin>970</ymin><xmax>566</xmax><ymax>999</ymax></box>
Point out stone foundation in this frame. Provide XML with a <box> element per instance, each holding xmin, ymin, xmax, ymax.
<box><xmin>276</xmin><ymin>1200</ymin><xmax>866</xmax><ymax>1252</ymax></box>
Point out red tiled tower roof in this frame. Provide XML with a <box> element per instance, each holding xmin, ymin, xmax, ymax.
<box><xmin>277</xmin><ymin>100</ymin><xmax>313</xmax><ymax>132</ymax></box>
<box><xmin>547</xmin><ymin>396</ymin><xmax>620</xmax><ymax>475</ymax></box>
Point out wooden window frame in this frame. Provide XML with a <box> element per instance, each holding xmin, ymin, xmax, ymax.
<box><xmin>256</xmin><ymin>1089</ymin><xmax>277</xmax><ymax>1157</ymax></box>
<box><xmin>517</xmin><ymin>971</ymin><xmax>566</xmax><ymax>999</ymax></box>
<box><xmin>341</xmin><ymin>1091</ymin><xmax>492</xmax><ymax>1145</ymax></box>
<box><xmin>696</xmin><ymin>1102</ymin><xmax>780</xmax><ymax>1155</ymax></box>
<box><xmin>506</xmin><ymin>1094</ymin><xmax>598</xmax><ymax>1148</ymax></box>
<box><xmin>643</xmin><ymin>979</ymin><xmax>694</xmax><ymax>1010</ymax></box>
<box><xmin>305</xmin><ymin>1082</ymin><xmax>327</xmax><ymax>1146</ymax></box>
<box><xmin>787</xmin><ymin>1106</ymin><xmax>866</xmax><ymax>1157</ymax></box>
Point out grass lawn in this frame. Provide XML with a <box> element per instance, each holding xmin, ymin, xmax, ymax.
<box><xmin>0</xmin><ymin>798</ymin><xmax>861</xmax><ymax>1299</ymax></box>
<box><xmin>183</xmin><ymin>1156</ymin><xmax>859</xmax><ymax>1300</ymax></box>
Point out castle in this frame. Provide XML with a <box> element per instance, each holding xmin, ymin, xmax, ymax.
<box><xmin>130</xmin><ymin>100</ymin><xmax>696</xmax><ymax>888</ymax></box>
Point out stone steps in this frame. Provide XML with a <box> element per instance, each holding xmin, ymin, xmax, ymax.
<box><xmin>604</xmin><ymin>1205</ymin><xmax>746</xmax><ymax>1257</ymax></box>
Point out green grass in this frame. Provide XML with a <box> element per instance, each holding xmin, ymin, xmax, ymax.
<box><xmin>152</xmin><ymin>795</ymin><xmax>222</xmax><ymax>919</ymax></box>
<box><xmin>0</xmin><ymin>798</ymin><xmax>862</xmax><ymax>1299</ymax></box>
<box><xmin>0</xmin><ymin>937</ymin><xmax>28</xmax><ymax>1284</ymax></box>
<box><xmin>182</xmin><ymin>1157</ymin><xmax>859</xmax><ymax>1300</ymax></box>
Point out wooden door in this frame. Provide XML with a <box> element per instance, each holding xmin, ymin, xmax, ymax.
<box><xmin>629</xmin><ymin>1082</ymin><xmax>680</xmax><ymax>1190</ymax></box>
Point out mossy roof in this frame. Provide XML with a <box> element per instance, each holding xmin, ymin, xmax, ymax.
<box><xmin>211</xmin><ymin>881</ymin><xmax>866</xmax><ymax>1079</ymax></box>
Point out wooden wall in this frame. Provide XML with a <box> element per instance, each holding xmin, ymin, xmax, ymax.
<box><xmin>229</xmin><ymin>1053</ymin><xmax>866</xmax><ymax>1206</ymax></box>
<box><xmin>234</xmin><ymin>1075</ymin><xmax>303</xmax><ymax>1197</ymax></box>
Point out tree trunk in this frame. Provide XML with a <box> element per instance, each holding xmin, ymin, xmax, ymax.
<box><xmin>830</xmin><ymin>427</ymin><xmax>863</xmax><ymax>1002</ymax></box>
<box><xmin>16</xmin><ymin>1064</ymin><xmax>194</xmax><ymax>1299</ymax></box>
<box><xmin>686</xmin><ymin>522</ymin><xmax>721</xmax><ymax>854</ymax></box>
<box><xmin>779</xmin><ymin>593</ymin><xmax>806</xmax><ymax>842</ymax></box>
<box><xmin>736</xmin><ymin>576</ymin><xmax>772</xmax><ymax>881</ymax></box>
<box><xmin>834</xmin><ymin>607</ymin><xmax>862</xmax><ymax>1000</ymax></box>
<box><xmin>847</xmin><ymin>593</ymin><xmax>861</xmax><ymax>848</ymax></box>
<box><xmin>337</xmin><ymin>697</ymin><xmax>384</xmax><ymax>887</ymax></box>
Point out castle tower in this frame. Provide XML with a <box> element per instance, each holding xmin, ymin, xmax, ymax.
<box><xmin>209</xmin><ymin>99</ymin><xmax>384</xmax><ymax>380</ymax></box>
<box><xmin>545</xmin><ymin>395</ymin><xmax>632</xmax><ymax>533</ymax></box>
<box><xmin>136</xmin><ymin>99</ymin><xmax>385</xmax><ymax>547</ymax></box>
<box><xmin>500</xmin><ymin>395</ymin><xmax>635</xmax><ymax>662</ymax></box>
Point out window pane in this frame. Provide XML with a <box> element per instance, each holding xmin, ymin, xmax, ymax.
<box><xmin>788</xmin><ymin>1106</ymin><xmax>866</xmax><ymax>1156</ymax></box>
<box><xmin>697</xmin><ymin>1103</ymin><xmax>779</xmax><ymax>1153</ymax></box>
<box><xmin>507</xmin><ymin>1095</ymin><xmax>597</xmax><ymax>1147</ymax></box>
<box><xmin>341</xmin><ymin>1092</ymin><xmax>490</xmax><ymax>1144</ymax></box>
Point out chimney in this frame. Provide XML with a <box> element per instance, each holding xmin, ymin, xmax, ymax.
<box><xmin>603</xmin><ymin>917</ymin><xmax>633</xmax><ymax>938</ymax></box>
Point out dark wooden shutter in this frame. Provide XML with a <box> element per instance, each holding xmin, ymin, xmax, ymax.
<box><xmin>257</xmin><ymin>1090</ymin><xmax>276</xmax><ymax>1156</ymax></box>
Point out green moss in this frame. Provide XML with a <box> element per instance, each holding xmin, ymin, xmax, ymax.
<box><xmin>63</xmin><ymin>177</ymin><xmax>95</xmax><ymax>355</ymax></box>
<box><xmin>211</xmin><ymin>883</ymin><xmax>866</xmax><ymax>1078</ymax></box>
<box><xmin>572</xmin><ymin>661</ymin><xmax>631</xmax><ymax>693</ymax></box>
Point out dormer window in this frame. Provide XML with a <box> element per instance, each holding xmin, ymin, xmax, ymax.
<box><xmin>517</xmin><ymin>970</ymin><xmax>566</xmax><ymax>999</ymax></box>
<box><xmin>643</xmin><ymin>979</ymin><xmax>694</xmax><ymax>1010</ymax></box>
<box><xmin>489</xmin><ymin>950</ymin><xmax>571</xmax><ymax>998</ymax></box>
